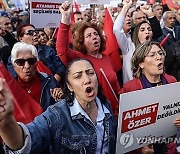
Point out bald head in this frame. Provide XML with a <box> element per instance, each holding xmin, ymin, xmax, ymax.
<box><xmin>0</xmin><ymin>16</ymin><xmax>13</xmax><ymax>33</ymax></box>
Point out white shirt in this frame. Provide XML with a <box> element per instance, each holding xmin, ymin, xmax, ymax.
<box><xmin>113</xmin><ymin>13</ymin><xmax>135</xmax><ymax>84</ymax></box>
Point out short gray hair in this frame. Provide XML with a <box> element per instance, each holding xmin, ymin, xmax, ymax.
<box><xmin>11</xmin><ymin>42</ymin><xmax>38</xmax><ymax>64</ymax></box>
<box><xmin>162</xmin><ymin>11</ymin><xmax>175</xmax><ymax>20</ymax></box>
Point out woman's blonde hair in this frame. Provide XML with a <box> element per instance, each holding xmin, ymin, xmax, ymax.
<box><xmin>131</xmin><ymin>41</ymin><xmax>166</xmax><ymax>78</ymax></box>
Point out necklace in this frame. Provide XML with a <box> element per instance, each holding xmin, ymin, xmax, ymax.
<box><xmin>26</xmin><ymin>78</ymin><xmax>36</xmax><ymax>93</ymax></box>
<box><xmin>17</xmin><ymin>76</ymin><xmax>36</xmax><ymax>94</ymax></box>
<box><xmin>27</xmin><ymin>84</ymin><xmax>33</xmax><ymax>93</ymax></box>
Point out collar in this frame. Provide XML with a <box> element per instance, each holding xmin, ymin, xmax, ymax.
<box><xmin>165</xmin><ymin>26</ymin><xmax>174</xmax><ymax>32</ymax></box>
<box><xmin>70</xmin><ymin>97</ymin><xmax>110</xmax><ymax>121</ymax></box>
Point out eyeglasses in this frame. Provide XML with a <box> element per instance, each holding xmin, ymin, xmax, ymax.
<box><xmin>14</xmin><ymin>57</ymin><xmax>37</xmax><ymax>66</ymax></box>
<box><xmin>146</xmin><ymin>50</ymin><xmax>166</xmax><ymax>58</ymax></box>
<box><xmin>24</xmin><ymin>30</ymin><xmax>38</xmax><ymax>36</ymax></box>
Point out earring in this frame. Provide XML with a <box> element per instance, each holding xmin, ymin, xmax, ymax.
<box><xmin>70</xmin><ymin>91</ymin><xmax>73</xmax><ymax>96</ymax></box>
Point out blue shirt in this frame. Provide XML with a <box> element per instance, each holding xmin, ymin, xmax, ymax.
<box><xmin>5</xmin><ymin>97</ymin><xmax>117</xmax><ymax>154</ymax></box>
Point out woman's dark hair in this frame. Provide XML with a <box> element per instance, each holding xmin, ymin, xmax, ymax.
<box><xmin>132</xmin><ymin>20</ymin><xmax>152</xmax><ymax>47</ymax></box>
<box><xmin>63</xmin><ymin>58</ymin><xmax>106</xmax><ymax>105</ymax></box>
<box><xmin>73</xmin><ymin>22</ymin><xmax>106</xmax><ymax>54</ymax></box>
<box><xmin>17</xmin><ymin>23</ymin><xmax>35</xmax><ymax>39</ymax></box>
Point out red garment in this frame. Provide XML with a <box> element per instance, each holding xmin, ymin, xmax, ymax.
<box><xmin>17</xmin><ymin>75</ymin><xmax>41</xmax><ymax>104</ymax></box>
<box><xmin>56</xmin><ymin>23</ymin><xmax>121</xmax><ymax>115</ymax></box>
<box><xmin>121</xmin><ymin>74</ymin><xmax>176</xmax><ymax>93</ymax></box>
<box><xmin>0</xmin><ymin>62</ymin><xmax>43</xmax><ymax>124</ymax></box>
<box><xmin>37</xmin><ymin>61</ymin><xmax>53</xmax><ymax>75</ymax></box>
<box><xmin>103</xmin><ymin>8</ymin><xmax>122</xmax><ymax>72</ymax></box>
<box><xmin>28</xmin><ymin>75</ymin><xmax>41</xmax><ymax>104</ymax></box>
<box><xmin>120</xmin><ymin>73</ymin><xmax>177</xmax><ymax>154</ymax></box>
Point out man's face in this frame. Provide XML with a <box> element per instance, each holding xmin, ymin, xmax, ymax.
<box><xmin>0</xmin><ymin>17</ymin><xmax>13</xmax><ymax>33</ymax></box>
<box><xmin>153</xmin><ymin>5</ymin><xmax>163</xmax><ymax>19</ymax></box>
<box><xmin>82</xmin><ymin>10</ymin><xmax>90</xmax><ymax>22</ymax></box>
<box><xmin>164</xmin><ymin>12</ymin><xmax>176</xmax><ymax>28</ymax></box>
<box><xmin>133</xmin><ymin>11</ymin><xmax>147</xmax><ymax>25</ymax></box>
<box><xmin>176</xmin><ymin>9</ymin><xmax>180</xmax><ymax>21</ymax></box>
<box><xmin>74</xmin><ymin>13</ymin><xmax>83</xmax><ymax>23</ymax></box>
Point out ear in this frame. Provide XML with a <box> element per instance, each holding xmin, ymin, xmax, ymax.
<box><xmin>139</xmin><ymin>62</ymin><xmax>144</xmax><ymax>69</ymax></box>
<box><xmin>67</xmin><ymin>82</ymin><xmax>73</xmax><ymax>92</ymax></box>
<box><xmin>18</xmin><ymin>37</ymin><xmax>22</xmax><ymax>41</ymax></box>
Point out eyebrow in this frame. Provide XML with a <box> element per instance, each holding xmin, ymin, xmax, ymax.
<box><xmin>72</xmin><ymin>68</ymin><xmax>94</xmax><ymax>75</ymax></box>
<box><xmin>149</xmin><ymin>50</ymin><xmax>162</xmax><ymax>53</ymax></box>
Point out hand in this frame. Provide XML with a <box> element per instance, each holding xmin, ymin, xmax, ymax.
<box><xmin>123</xmin><ymin>0</ymin><xmax>133</xmax><ymax>9</ymax></box>
<box><xmin>0</xmin><ymin>78</ymin><xmax>14</xmax><ymax>122</ymax></box>
<box><xmin>46</xmin><ymin>39</ymin><xmax>55</xmax><ymax>47</ymax></box>
<box><xmin>50</xmin><ymin>88</ymin><xmax>64</xmax><ymax>102</ymax></box>
<box><xmin>59</xmin><ymin>1</ymin><xmax>72</xmax><ymax>17</ymax></box>
<box><xmin>140</xmin><ymin>4</ymin><xmax>154</xmax><ymax>18</ymax></box>
<box><xmin>141</xmin><ymin>144</ymin><xmax>154</xmax><ymax>154</ymax></box>
<box><xmin>174</xmin><ymin>117</ymin><xmax>180</xmax><ymax>127</ymax></box>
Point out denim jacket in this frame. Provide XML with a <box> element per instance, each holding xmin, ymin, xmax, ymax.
<box><xmin>5</xmin><ymin>98</ymin><xmax>117</xmax><ymax>154</ymax></box>
<box><xmin>37</xmin><ymin>72</ymin><xmax>59</xmax><ymax>110</ymax></box>
<box><xmin>37</xmin><ymin>45</ymin><xmax>66</xmax><ymax>81</ymax></box>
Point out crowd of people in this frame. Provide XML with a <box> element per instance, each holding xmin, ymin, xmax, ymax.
<box><xmin>0</xmin><ymin>0</ymin><xmax>180</xmax><ymax>153</ymax></box>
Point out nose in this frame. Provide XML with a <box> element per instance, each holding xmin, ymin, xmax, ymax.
<box><xmin>84</xmin><ymin>74</ymin><xmax>91</xmax><ymax>85</ymax></box>
<box><xmin>24</xmin><ymin>61</ymin><xmax>31</xmax><ymax>68</ymax></box>
<box><xmin>156</xmin><ymin>52</ymin><xmax>163</xmax><ymax>60</ymax></box>
<box><xmin>145</xmin><ymin>29</ymin><xmax>150</xmax><ymax>34</ymax></box>
<box><xmin>92</xmin><ymin>34</ymin><xmax>97</xmax><ymax>40</ymax></box>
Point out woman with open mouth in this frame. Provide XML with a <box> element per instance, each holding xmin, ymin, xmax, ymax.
<box><xmin>113</xmin><ymin>0</ymin><xmax>153</xmax><ymax>84</ymax></box>
<box><xmin>56</xmin><ymin>1</ymin><xmax>121</xmax><ymax>118</ymax></box>
<box><xmin>0</xmin><ymin>58</ymin><xmax>117</xmax><ymax>154</ymax></box>
<box><xmin>121</xmin><ymin>41</ymin><xmax>177</xmax><ymax>153</ymax></box>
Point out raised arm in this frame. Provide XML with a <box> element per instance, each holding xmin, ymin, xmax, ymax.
<box><xmin>0</xmin><ymin>78</ymin><xmax>24</xmax><ymax>150</ymax></box>
<box><xmin>113</xmin><ymin>0</ymin><xmax>133</xmax><ymax>54</ymax></box>
<box><xmin>56</xmin><ymin>1</ymin><xmax>80</xmax><ymax>65</ymax></box>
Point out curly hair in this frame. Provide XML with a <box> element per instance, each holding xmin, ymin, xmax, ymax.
<box><xmin>73</xmin><ymin>22</ymin><xmax>106</xmax><ymax>54</ymax></box>
<box><xmin>131</xmin><ymin>41</ymin><xmax>166</xmax><ymax>79</ymax></box>
<box><xmin>63</xmin><ymin>58</ymin><xmax>106</xmax><ymax>105</ymax></box>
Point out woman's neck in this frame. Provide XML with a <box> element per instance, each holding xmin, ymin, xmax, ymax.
<box><xmin>145</xmin><ymin>74</ymin><xmax>161</xmax><ymax>83</ymax></box>
<box><xmin>79</xmin><ymin>100</ymin><xmax>98</xmax><ymax>124</ymax></box>
<box><xmin>17</xmin><ymin>76</ymin><xmax>35</xmax><ymax>86</ymax></box>
<box><xmin>88</xmin><ymin>51</ymin><xmax>102</xmax><ymax>58</ymax></box>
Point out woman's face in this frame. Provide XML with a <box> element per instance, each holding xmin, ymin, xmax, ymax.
<box><xmin>19</xmin><ymin>26</ymin><xmax>35</xmax><ymax>45</ymax></box>
<box><xmin>139</xmin><ymin>44</ymin><xmax>165</xmax><ymax>78</ymax></box>
<box><xmin>67</xmin><ymin>60</ymin><xmax>98</xmax><ymax>104</ymax></box>
<box><xmin>83</xmin><ymin>28</ymin><xmax>101</xmax><ymax>54</ymax></box>
<box><xmin>138</xmin><ymin>23</ymin><xmax>152</xmax><ymax>44</ymax></box>
<box><xmin>13</xmin><ymin>51</ymin><xmax>37</xmax><ymax>82</ymax></box>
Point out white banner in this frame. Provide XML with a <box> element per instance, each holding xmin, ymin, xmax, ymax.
<box><xmin>29</xmin><ymin>0</ymin><xmax>73</xmax><ymax>28</ymax></box>
<box><xmin>116</xmin><ymin>82</ymin><xmax>180</xmax><ymax>153</ymax></box>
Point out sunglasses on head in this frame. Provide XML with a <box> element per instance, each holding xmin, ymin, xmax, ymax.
<box><xmin>24</xmin><ymin>30</ymin><xmax>38</xmax><ymax>36</ymax></box>
<box><xmin>14</xmin><ymin>57</ymin><xmax>37</xmax><ymax>66</ymax></box>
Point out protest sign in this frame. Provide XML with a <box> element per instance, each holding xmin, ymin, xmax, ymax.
<box><xmin>30</xmin><ymin>0</ymin><xmax>73</xmax><ymax>28</ymax></box>
<box><xmin>116</xmin><ymin>82</ymin><xmax>180</xmax><ymax>153</ymax></box>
